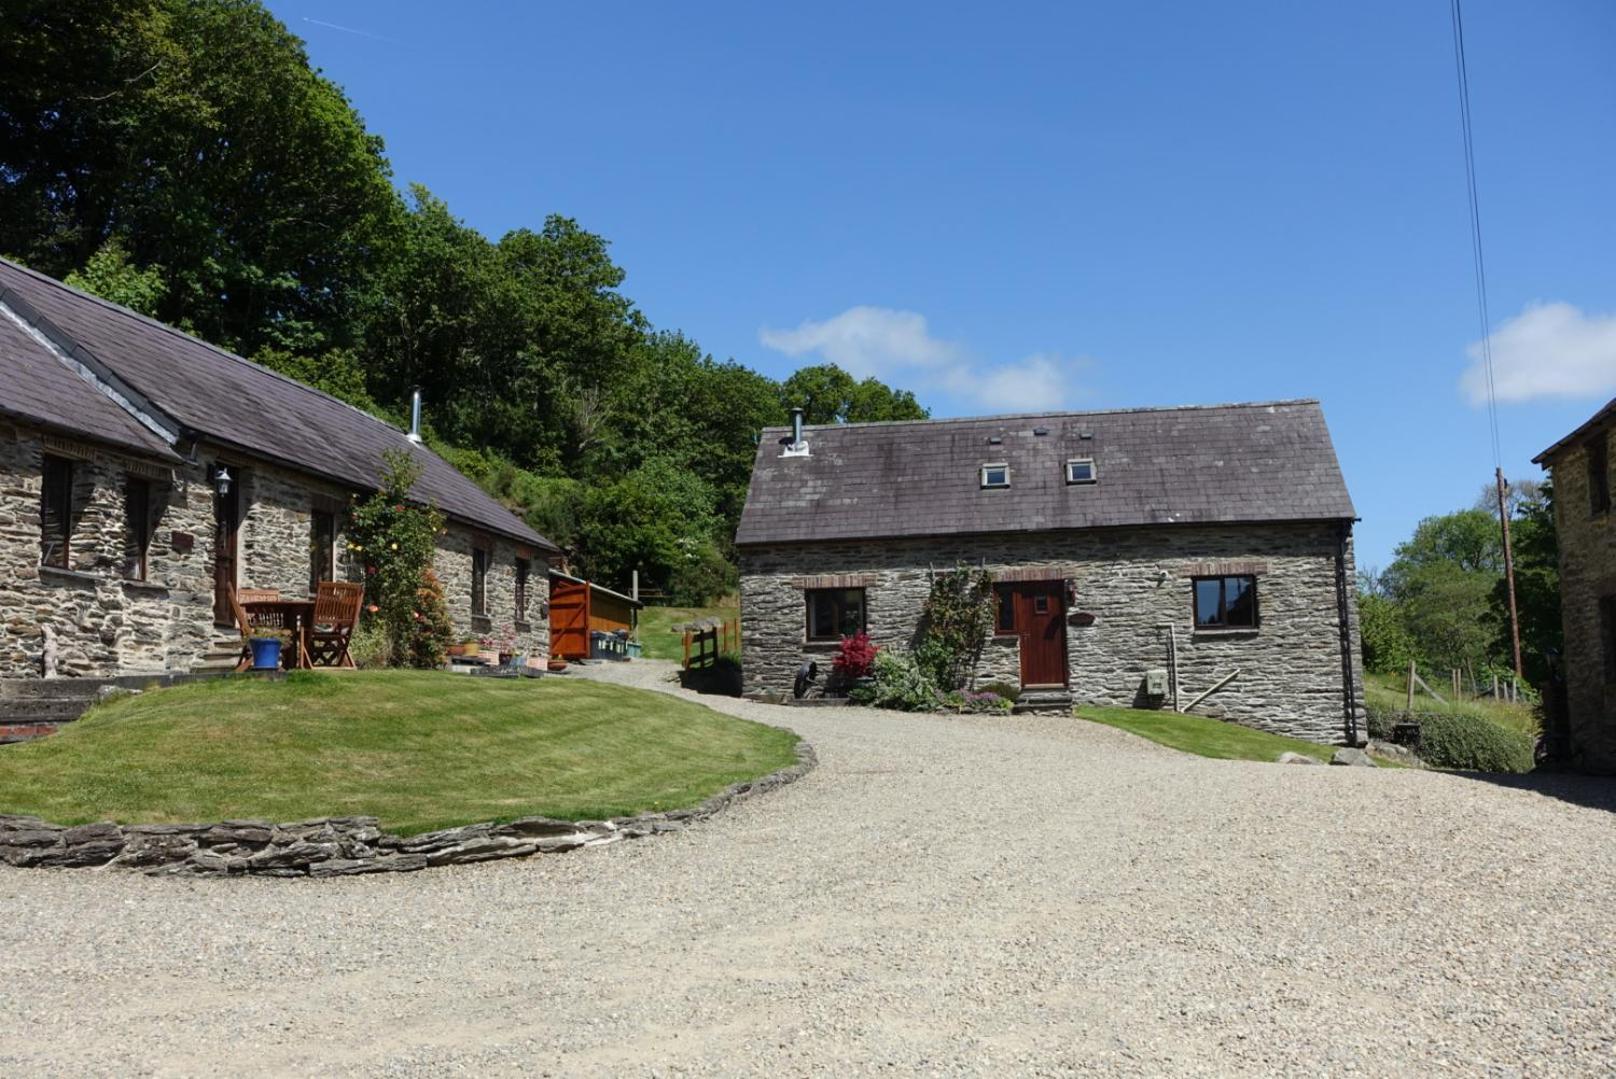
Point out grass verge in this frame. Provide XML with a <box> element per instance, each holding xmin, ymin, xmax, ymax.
<box><xmin>1362</xmin><ymin>671</ymin><xmax>1538</xmax><ymax>737</ymax></box>
<box><xmin>0</xmin><ymin>671</ymin><xmax>799</xmax><ymax>834</ymax></box>
<box><xmin>636</xmin><ymin>601</ymin><xmax>739</xmax><ymax>662</ymax></box>
<box><xmin>1077</xmin><ymin>706</ymin><xmax>1351</xmax><ymax>764</ymax></box>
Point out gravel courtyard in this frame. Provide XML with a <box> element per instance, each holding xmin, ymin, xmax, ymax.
<box><xmin>3</xmin><ymin>661</ymin><xmax>1614</xmax><ymax>1076</ymax></box>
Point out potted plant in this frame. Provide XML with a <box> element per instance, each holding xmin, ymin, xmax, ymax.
<box><xmin>248</xmin><ymin>630</ymin><xmax>283</xmax><ymax>671</ymax></box>
<box><xmin>486</xmin><ymin>625</ymin><xmax>517</xmax><ymax>666</ymax></box>
<box><xmin>449</xmin><ymin>637</ymin><xmax>478</xmax><ymax>659</ymax></box>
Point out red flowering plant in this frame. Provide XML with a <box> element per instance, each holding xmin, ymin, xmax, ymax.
<box><xmin>831</xmin><ymin>631</ymin><xmax>879</xmax><ymax>685</ymax></box>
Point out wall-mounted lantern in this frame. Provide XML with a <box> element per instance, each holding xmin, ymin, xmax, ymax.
<box><xmin>213</xmin><ymin>466</ymin><xmax>233</xmax><ymax>497</ymax></box>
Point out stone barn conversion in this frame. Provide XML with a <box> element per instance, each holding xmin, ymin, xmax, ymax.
<box><xmin>1533</xmin><ymin>396</ymin><xmax>1616</xmax><ymax>773</ymax></box>
<box><xmin>736</xmin><ymin>400</ymin><xmax>1365</xmax><ymax>744</ymax></box>
<box><xmin>0</xmin><ymin>256</ymin><xmax>556</xmax><ymax>679</ymax></box>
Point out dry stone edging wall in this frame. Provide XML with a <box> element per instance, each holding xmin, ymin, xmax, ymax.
<box><xmin>0</xmin><ymin>741</ymin><xmax>816</xmax><ymax>878</ymax></box>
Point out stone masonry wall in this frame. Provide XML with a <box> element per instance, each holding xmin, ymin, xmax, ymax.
<box><xmin>1</xmin><ymin>422</ymin><xmax>548</xmax><ymax>677</ymax></box>
<box><xmin>433</xmin><ymin>526</ymin><xmax>549</xmax><ymax>659</ymax></box>
<box><xmin>1549</xmin><ymin>427</ymin><xmax>1616</xmax><ymax>772</ymax></box>
<box><xmin>740</xmin><ymin>521</ymin><xmax>1365</xmax><ymax>743</ymax></box>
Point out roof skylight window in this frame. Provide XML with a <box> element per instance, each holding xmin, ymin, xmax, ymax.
<box><xmin>1066</xmin><ymin>458</ymin><xmax>1097</xmax><ymax>485</ymax></box>
<box><xmin>981</xmin><ymin>463</ymin><xmax>1010</xmax><ymax>488</ymax></box>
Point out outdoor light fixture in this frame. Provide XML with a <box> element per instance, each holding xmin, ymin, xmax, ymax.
<box><xmin>214</xmin><ymin>466</ymin><xmax>232</xmax><ymax>497</ymax></box>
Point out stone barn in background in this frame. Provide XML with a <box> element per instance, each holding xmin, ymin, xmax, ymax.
<box><xmin>1533</xmin><ymin>397</ymin><xmax>1616</xmax><ymax>773</ymax></box>
<box><xmin>735</xmin><ymin>400</ymin><xmax>1365</xmax><ymax>745</ymax></box>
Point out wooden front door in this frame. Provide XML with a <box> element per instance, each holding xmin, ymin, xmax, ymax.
<box><xmin>212</xmin><ymin>473</ymin><xmax>240</xmax><ymax>626</ymax></box>
<box><xmin>1009</xmin><ymin>581</ymin><xmax>1067</xmax><ymax>687</ymax></box>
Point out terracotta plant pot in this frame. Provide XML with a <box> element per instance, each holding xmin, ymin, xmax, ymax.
<box><xmin>547</xmin><ymin>658</ymin><xmax>568</xmax><ymax>672</ymax></box>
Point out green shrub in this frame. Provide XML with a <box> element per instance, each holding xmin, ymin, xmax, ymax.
<box><xmin>1412</xmin><ymin>710</ymin><xmax>1535</xmax><ymax>773</ymax></box>
<box><xmin>1364</xmin><ymin>701</ymin><xmax>1397</xmax><ymax>741</ymax></box>
<box><xmin>850</xmin><ymin>650</ymin><xmax>940</xmax><ymax>711</ymax></box>
<box><xmin>349</xmin><ymin>617</ymin><xmax>393</xmax><ymax>669</ymax></box>
<box><xmin>915</xmin><ymin>565</ymin><xmax>995</xmax><ymax>691</ymax></box>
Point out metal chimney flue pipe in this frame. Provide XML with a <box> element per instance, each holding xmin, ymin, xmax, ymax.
<box><xmin>790</xmin><ymin>406</ymin><xmax>804</xmax><ymax>447</ymax></box>
<box><xmin>407</xmin><ymin>389</ymin><xmax>423</xmax><ymax>444</ymax></box>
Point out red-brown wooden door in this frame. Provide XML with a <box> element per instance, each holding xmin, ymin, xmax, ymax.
<box><xmin>212</xmin><ymin>475</ymin><xmax>240</xmax><ymax>627</ymax></box>
<box><xmin>548</xmin><ymin>577</ymin><xmax>591</xmax><ymax>659</ymax></box>
<box><xmin>1013</xmin><ymin>582</ymin><xmax>1067</xmax><ymax>687</ymax></box>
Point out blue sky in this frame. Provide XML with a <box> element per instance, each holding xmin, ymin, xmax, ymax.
<box><xmin>266</xmin><ymin>0</ymin><xmax>1616</xmax><ymax>570</ymax></box>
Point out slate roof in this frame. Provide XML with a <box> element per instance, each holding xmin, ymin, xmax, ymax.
<box><xmin>736</xmin><ymin>400</ymin><xmax>1356</xmax><ymax>546</ymax></box>
<box><xmin>1532</xmin><ymin>397</ymin><xmax>1616</xmax><ymax>465</ymax></box>
<box><xmin>0</xmin><ymin>305</ymin><xmax>179</xmax><ymax>461</ymax></box>
<box><xmin>0</xmin><ymin>257</ymin><xmax>554</xmax><ymax>550</ymax></box>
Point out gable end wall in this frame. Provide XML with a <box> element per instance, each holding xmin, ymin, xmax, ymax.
<box><xmin>1547</xmin><ymin>428</ymin><xmax>1616</xmax><ymax>771</ymax></box>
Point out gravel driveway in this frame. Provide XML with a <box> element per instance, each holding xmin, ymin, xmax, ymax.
<box><xmin>2</xmin><ymin>660</ymin><xmax>1614</xmax><ymax>1076</ymax></box>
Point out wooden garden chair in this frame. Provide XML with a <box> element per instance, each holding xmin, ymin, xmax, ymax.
<box><xmin>308</xmin><ymin>581</ymin><xmax>364</xmax><ymax>668</ymax></box>
<box><xmin>237</xmin><ymin>588</ymin><xmax>280</xmax><ymax>604</ymax></box>
<box><xmin>227</xmin><ymin>586</ymin><xmax>284</xmax><ymax>672</ymax></box>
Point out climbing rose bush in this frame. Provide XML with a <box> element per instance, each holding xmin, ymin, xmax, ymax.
<box><xmin>347</xmin><ymin>450</ymin><xmax>449</xmax><ymax>666</ymax></box>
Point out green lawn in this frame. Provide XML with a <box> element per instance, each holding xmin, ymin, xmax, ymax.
<box><xmin>1077</xmin><ymin>706</ymin><xmax>1349</xmax><ymax>764</ymax></box>
<box><xmin>1363</xmin><ymin>670</ymin><xmax>1538</xmax><ymax>737</ymax></box>
<box><xmin>637</xmin><ymin>601</ymin><xmax>739</xmax><ymax>661</ymax></box>
<box><xmin>0</xmin><ymin>671</ymin><xmax>798</xmax><ymax>834</ymax></box>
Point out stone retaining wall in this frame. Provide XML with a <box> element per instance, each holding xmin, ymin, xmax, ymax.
<box><xmin>0</xmin><ymin>741</ymin><xmax>815</xmax><ymax>877</ymax></box>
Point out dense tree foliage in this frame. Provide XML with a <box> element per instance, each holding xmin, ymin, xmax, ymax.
<box><xmin>0</xmin><ymin>0</ymin><xmax>927</xmax><ymax>602</ymax></box>
<box><xmin>1359</xmin><ymin>481</ymin><xmax>1561</xmax><ymax>689</ymax></box>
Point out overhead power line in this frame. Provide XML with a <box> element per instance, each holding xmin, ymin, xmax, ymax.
<box><xmin>1450</xmin><ymin>0</ymin><xmax>1501</xmax><ymax>469</ymax></box>
<box><xmin>1449</xmin><ymin>0</ymin><xmax>1522</xmax><ymax>678</ymax></box>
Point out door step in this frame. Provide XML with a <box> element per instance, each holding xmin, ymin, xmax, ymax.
<box><xmin>1013</xmin><ymin>689</ymin><xmax>1074</xmax><ymax>715</ymax></box>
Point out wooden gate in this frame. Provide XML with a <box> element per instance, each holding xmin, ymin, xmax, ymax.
<box><xmin>549</xmin><ymin>576</ymin><xmax>591</xmax><ymax>659</ymax></box>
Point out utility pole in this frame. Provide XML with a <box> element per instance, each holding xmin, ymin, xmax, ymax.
<box><xmin>1494</xmin><ymin>467</ymin><xmax>1523</xmax><ymax>678</ymax></box>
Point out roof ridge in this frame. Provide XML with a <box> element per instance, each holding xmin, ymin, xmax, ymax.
<box><xmin>0</xmin><ymin>255</ymin><xmax>405</xmax><ymax>433</ymax></box>
<box><xmin>767</xmin><ymin>398</ymin><xmax>1324</xmax><ymax>434</ymax></box>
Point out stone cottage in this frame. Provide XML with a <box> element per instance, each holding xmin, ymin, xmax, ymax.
<box><xmin>1533</xmin><ymin>397</ymin><xmax>1616</xmax><ymax>772</ymax></box>
<box><xmin>0</xmin><ymin>256</ymin><xmax>556</xmax><ymax>678</ymax></box>
<box><xmin>736</xmin><ymin>400</ymin><xmax>1365</xmax><ymax>744</ymax></box>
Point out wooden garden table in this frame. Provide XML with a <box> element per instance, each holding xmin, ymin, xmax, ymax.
<box><xmin>241</xmin><ymin>598</ymin><xmax>316</xmax><ymax>669</ymax></box>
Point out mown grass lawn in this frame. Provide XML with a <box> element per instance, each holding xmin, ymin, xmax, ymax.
<box><xmin>636</xmin><ymin>601</ymin><xmax>739</xmax><ymax>662</ymax></box>
<box><xmin>0</xmin><ymin>672</ymin><xmax>798</xmax><ymax>834</ymax></box>
<box><xmin>1077</xmin><ymin>706</ymin><xmax>1349</xmax><ymax>764</ymax></box>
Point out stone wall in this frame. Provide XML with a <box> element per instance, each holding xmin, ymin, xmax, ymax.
<box><xmin>740</xmin><ymin>521</ymin><xmax>1365</xmax><ymax>743</ymax></box>
<box><xmin>1549</xmin><ymin>427</ymin><xmax>1616</xmax><ymax>772</ymax></box>
<box><xmin>0</xmin><ymin>740</ymin><xmax>815</xmax><ymax>876</ymax></box>
<box><xmin>1</xmin><ymin>426</ymin><xmax>214</xmax><ymax>678</ymax></box>
<box><xmin>0</xmin><ymin>422</ymin><xmax>548</xmax><ymax>677</ymax></box>
<box><xmin>433</xmin><ymin>527</ymin><xmax>549</xmax><ymax>658</ymax></box>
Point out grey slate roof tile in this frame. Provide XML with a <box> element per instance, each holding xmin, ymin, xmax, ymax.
<box><xmin>0</xmin><ymin>306</ymin><xmax>178</xmax><ymax>461</ymax></box>
<box><xmin>0</xmin><ymin>258</ymin><xmax>554</xmax><ymax>551</ymax></box>
<box><xmin>736</xmin><ymin>400</ymin><xmax>1355</xmax><ymax>546</ymax></box>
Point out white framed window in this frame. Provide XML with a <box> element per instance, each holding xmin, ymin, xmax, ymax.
<box><xmin>1066</xmin><ymin>457</ymin><xmax>1097</xmax><ymax>485</ymax></box>
<box><xmin>981</xmin><ymin>463</ymin><xmax>1010</xmax><ymax>488</ymax></box>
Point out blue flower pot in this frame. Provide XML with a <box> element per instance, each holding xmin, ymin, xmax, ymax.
<box><xmin>249</xmin><ymin>637</ymin><xmax>282</xmax><ymax>671</ymax></box>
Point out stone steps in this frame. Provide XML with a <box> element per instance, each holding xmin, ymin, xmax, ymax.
<box><xmin>0</xmin><ymin>671</ymin><xmax>228</xmax><ymax>745</ymax></box>
<box><xmin>1013</xmin><ymin>689</ymin><xmax>1075</xmax><ymax>715</ymax></box>
<box><xmin>193</xmin><ymin>639</ymin><xmax>243</xmax><ymax>674</ymax></box>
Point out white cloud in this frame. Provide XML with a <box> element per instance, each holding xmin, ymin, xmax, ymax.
<box><xmin>1461</xmin><ymin>301</ymin><xmax>1616</xmax><ymax>405</ymax></box>
<box><xmin>759</xmin><ymin>306</ymin><xmax>1088</xmax><ymax>412</ymax></box>
<box><xmin>758</xmin><ymin>306</ymin><xmax>961</xmax><ymax>378</ymax></box>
